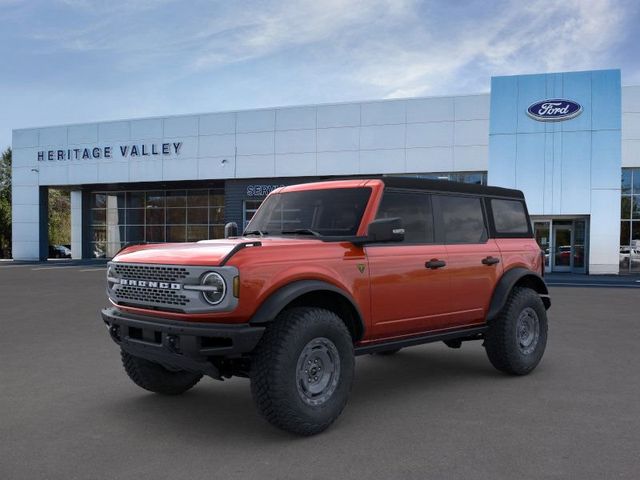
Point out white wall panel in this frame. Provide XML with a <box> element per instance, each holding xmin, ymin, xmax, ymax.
<box><xmin>622</xmin><ymin>139</ymin><xmax>640</xmax><ymax>166</ymax></box>
<box><xmin>12</xmin><ymin>204</ymin><xmax>39</xmax><ymax>223</ymax></box>
<box><xmin>12</xmin><ymin>129</ymin><xmax>39</xmax><ymax>148</ymax></box>
<box><xmin>406</xmin><ymin>147</ymin><xmax>454</xmax><ymax>173</ymax></box>
<box><xmin>12</xmin><ymin>241</ymin><xmax>40</xmax><ymax>260</ymax></box>
<box><xmin>275</xmin><ymin>129</ymin><xmax>316</xmax><ymax>154</ymax></box>
<box><xmin>39</xmin><ymin>127</ymin><xmax>67</xmax><ymax>146</ymax></box>
<box><xmin>406</xmin><ymin>97</ymin><xmax>454</xmax><ymax>123</ymax></box>
<box><xmin>68</xmin><ymin>124</ymin><xmax>98</xmax><ymax>144</ymax></box>
<box><xmin>276</xmin><ymin>107</ymin><xmax>316</xmax><ymax>131</ymax></box>
<box><xmin>12</xmin><ymin>147</ymin><xmax>39</xmax><ymax>168</ymax></box>
<box><xmin>98</xmin><ymin>122</ymin><xmax>130</xmax><ymax>142</ymax></box>
<box><xmin>236</xmin><ymin>132</ymin><xmax>274</xmax><ymax>155</ymax></box>
<box><xmin>199</xmin><ymin>134</ymin><xmax>235</xmax><ymax>157</ymax></box>
<box><xmin>317</xmin><ymin>103</ymin><xmax>360</xmax><ymax>128</ymax></box>
<box><xmin>359</xmin><ymin>149</ymin><xmax>404</xmax><ymax>174</ymax></box>
<box><xmin>317</xmin><ymin>151</ymin><xmax>359</xmax><ymax>175</ymax></box>
<box><xmin>199</xmin><ymin>112</ymin><xmax>236</xmax><ymax>135</ymax></box>
<box><xmin>198</xmin><ymin>157</ymin><xmax>235</xmax><ymax>179</ymax></box>
<box><xmin>275</xmin><ymin>152</ymin><xmax>316</xmax><ymax>176</ymax></box>
<box><xmin>406</xmin><ymin>122</ymin><xmax>453</xmax><ymax>148</ymax></box>
<box><xmin>454</xmin><ymin>145</ymin><xmax>488</xmax><ymax>171</ymax></box>
<box><xmin>360</xmin><ymin>124</ymin><xmax>405</xmax><ymax>150</ymax></box>
<box><xmin>164</xmin><ymin>115</ymin><xmax>199</xmax><ymax>137</ymax></box>
<box><xmin>454</xmin><ymin>95</ymin><xmax>490</xmax><ymax>120</ymax></box>
<box><xmin>167</xmin><ymin>136</ymin><xmax>198</xmax><ymax>158</ymax></box>
<box><xmin>12</xmin><ymin>167</ymin><xmax>39</xmax><ymax>186</ymax></box>
<box><xmin>37</xmin><ymin>165</ymin><xmax>69</xmax><ymax>185</ymax></box>
<box><xmin>129</xmin><ymin>159</ymin><xmax>163</xmax><ymax>182</ymax></box>
<box><xmin>622</xmin><ymin>85</ymin><xmax>640</xmax><ymax>112</ymax></box>
<box><xmin>622</xmin><ymin>113</ymin><xmax>640</xmax><ymax>140</ymax></box>
<box><xmin>317</xmin><ymin>127</ymin><xmax>359</xmax><ymax>152</ymax></box>
<box><xmin>454</xmin><ymin>120</ymin><xmax>489</xmax><ymax>146</ymax></box>
<box><xmin>131</xmin><ymin>118</ymin><xmax>163</xmax><ymax>139</ymax></box>
<box><xmin>12</xmin><ymin>222</ymin><xmax>39</xmax><ymax>243</ymax></box>
<box><xmin>68</xmin><ymin>163</ymin><xmax>98</xmax><ymax>184</ymax></box>
<box><xmin>163</xmin><ymin>158</ymin><xmax>198</xmax><ymax>180</ymax></box>
<box><xmin>360</xmin><ymin>100</ymin><xmax>406</xmax><ymax>126</ymax></box>
<box><xmin>98</xmin><ymin>162</ymin><xmax>129</xmax><ymax>183</ymax></box>
<box><xmin>235</xmin><ymin>154</ymin><xmax>275</xmax><ymax>177</ymax></box>
<box><xmin>237</xmin><ymin>109</ymin><xmax>275</xmax><ymax>133</ymax></box>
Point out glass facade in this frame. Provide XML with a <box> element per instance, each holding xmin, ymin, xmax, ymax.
<box><xmin>89</xmin><ymin>188</ymin><xmax>225</xmax><ymax>258</ymax></box>
<box><xmin>394</xmin><ymin>171</ymin><xmax>488</xmax><ymax>185</ymax></box>
<box><xmin>620</xmin><ymin>168</ymin><xmax>640</xmax><ymax>273</ymax></box>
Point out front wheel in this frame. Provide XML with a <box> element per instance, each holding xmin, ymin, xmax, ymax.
<box><xmin>250</xmin><ymin>307</ymin><xmax>355</xmax><ymax>435</ymax></box>
<box><xmin>484</xmin><ymin>287</ymin><xmax>548</xmax><ymax>375</ymax></box>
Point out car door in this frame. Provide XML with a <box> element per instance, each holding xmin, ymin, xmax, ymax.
<box><xmin>433</xmin><ymin>194</ymin><xmax>503</xmax><ymax>327</ymax></box>
<box><xmin>366</xmin><ymin>190</ymin><xmax>453</xmax><ymax>340</ymax></box>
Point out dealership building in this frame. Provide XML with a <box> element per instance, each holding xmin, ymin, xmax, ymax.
<box><xmin>10</xmin><ymin>68</ymin><xmax>640</xmax><ymax>274</ymax></box>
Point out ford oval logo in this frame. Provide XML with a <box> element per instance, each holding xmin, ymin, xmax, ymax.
<box><xmin>527</xmin><ymin>99</ymin><xmax>582</xmax><ymax>122</ymax></box>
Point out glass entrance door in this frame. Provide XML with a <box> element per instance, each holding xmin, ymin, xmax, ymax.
<box><xmin>534</xmin><ymin>221</ymin><xmax>551</xmax><ymax>273</ymax></box>
<box><xmin>552</xmin><ymin>224</ymin><xmax>573</xmax><ymax>272</ymax></box>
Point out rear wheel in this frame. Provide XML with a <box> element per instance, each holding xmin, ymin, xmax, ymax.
<box><xmin>250</xmin><ymin>307</ymin><xmax>355</xmax><ymax>435</ymax></box>
<box><xmin>484</xmin><ymin>287</ymin><xmax>548</xmax><ymax>375</ymax></box>
<box><xmin>121</xmin><ymin>350</ymin><xmax>202</xmax><ymax>395</ymax></box>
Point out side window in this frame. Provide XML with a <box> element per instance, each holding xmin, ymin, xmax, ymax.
<box><xmin>491</xmin><ymin>199</ymin><xmax>530</xmax><ymax>234</ymax></box>
<box><xmin>437</xmin><ymin>195</ymin><xmax>487</xmax><ymax>244</ymax></box>
<box><xmin>375</xmin><ymin>191</ymin><xmax>434</xmax><ymax>243</ymax></box>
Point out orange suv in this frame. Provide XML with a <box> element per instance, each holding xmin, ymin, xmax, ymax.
<box><xmin>102</xmin><ymin>178</ymin><xmax>550</xmax><ymax>435</ymax></box>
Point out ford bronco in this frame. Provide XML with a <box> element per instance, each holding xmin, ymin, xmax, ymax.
<box><xmin>102</xmin><ymin>177</ymin><xmax>550</xmax><ymax>435</ymax></box>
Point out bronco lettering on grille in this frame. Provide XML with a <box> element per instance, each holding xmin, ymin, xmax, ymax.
<box><xmin>119</xmin><ymin>279</ymin><xmax>181</xmax><ymax>290</ymax></box>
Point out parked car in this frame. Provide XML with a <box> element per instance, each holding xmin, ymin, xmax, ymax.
<box><xmin>49</xmin><ymin>244</ymin><xmax>71</xmax><ymax>258</ymax></box>
<box><xmin>101</xmin><ymin>178</ymin><xmax>550</xmax><ymax>435</ymax></box>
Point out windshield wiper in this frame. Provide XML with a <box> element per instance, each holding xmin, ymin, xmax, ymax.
<box><xmin>244</xmin><ymin>230</ymin><xmax>268</xmax><ymax>237</ymax></box>
<box><xmin>280</xmin><ymin>228</ymin><xmax>321</xmax><ymax>237</ymax></box>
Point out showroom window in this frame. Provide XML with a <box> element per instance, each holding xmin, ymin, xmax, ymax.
<box><xmin>620</xmin><ymin>168</ymin><xmax>640</xmax><ymax>273</ymax></box>
<box><xmin>89</xmin><ymin>188</ymin><xmax>225</xmax><ymax>258</ymax></box>
<box><xmin>393</xmin><ymin>171</ymin><xmax>488</xmax><ymax>185</ymax></box>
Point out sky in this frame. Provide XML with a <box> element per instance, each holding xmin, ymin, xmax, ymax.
<box><xmin>1</xmin><ymin>0</ymin><xmax>639</xmax><ymax>148</ymax></box>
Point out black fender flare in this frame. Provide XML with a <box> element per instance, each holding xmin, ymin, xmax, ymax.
<box><xmin>486</xmin><ymin>268</ymin><xmax>551</xmax><ymax>322</ymax></box>
<box><xmin>249</xmin><ymin>280</ymin><xmax>366</xmax><ymax>341</ymax></box>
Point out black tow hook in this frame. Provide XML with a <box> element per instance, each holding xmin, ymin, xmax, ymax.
<box><xmin>166</xmin><ymin>334</ymin><xmax>180</xmax><ymax>353</ymax></box>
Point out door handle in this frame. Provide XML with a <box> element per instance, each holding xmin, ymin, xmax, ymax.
<box><xmin>425</xmin><ymin>259</ymin><xmax>446</xmax><ymax>269</ymax></box>
<box><xmin>482</xmin><ymin>256</ymin><xmax>500</xmax><ymax>266</ymax></box>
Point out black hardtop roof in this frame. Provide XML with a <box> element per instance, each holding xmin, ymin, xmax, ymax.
<box><xmin>379</xmin><ymin>176</ymin><xmax>525</xmax><ymax>199</ymax></box>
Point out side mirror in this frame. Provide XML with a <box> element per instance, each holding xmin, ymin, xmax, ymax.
<box><xmin>224</xmin><ymin>222</ymin><xmax>239</xmax><ymax>238</ymax></box>
<box><xmin>363</xmin><ymin>217</ymin><xmax>405</xmax><ymax>243</ymax></box>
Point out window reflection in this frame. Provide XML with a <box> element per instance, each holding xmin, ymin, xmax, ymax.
<box><xmin>89</xmin><ymin>188</ymin><xmax>225</xmax><ymax>258</ymax></box>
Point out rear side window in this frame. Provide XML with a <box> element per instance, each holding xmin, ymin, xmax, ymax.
<box><xmin>436</xmin><ymin>195</ymin><xmax>487</xmax><ymax>244</ymax></box>
<box><xmin>376</xmin><ymin>191</ymin><xmax>434</xmax><ymax>243</ymax></box>
<box><xmin>491</xmin><ymin>199</ymin><xmax>530</xmax><ymax>234</ymax></box>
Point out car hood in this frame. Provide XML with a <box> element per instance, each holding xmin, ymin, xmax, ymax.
<box><xmin>112</xmin><ymin>237</ymin><xmax>323</xmax><ymax>266</ymax></box>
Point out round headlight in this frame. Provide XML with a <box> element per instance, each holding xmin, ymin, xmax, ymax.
<box><xmin>201</xmin><ymin>272</ymin><xmax>226</xmax><ymax>305</ymax></box>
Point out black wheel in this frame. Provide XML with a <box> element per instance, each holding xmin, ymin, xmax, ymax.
<box><xmin>375</xmin><ymin>348</ymin><xmax>402</xmax><ymax>356</ymax></box>
<box><xmin>121</xmin><ymin>350</ymin><xmax>202</xmax><ymax>395</ymax></box>
<box><xmin>484</xmin><ymin>287</ymin><xmax>548</xmax><ymax>375</ymax></box>
<box><xmin>250</xmin><ymin>307</ymin><xmax>355</xmax><ymax>436</ymax></box>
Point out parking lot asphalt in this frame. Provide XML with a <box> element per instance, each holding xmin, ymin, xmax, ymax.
<box><xmin>1</xmin><ymin>263</ymin><xmax>639</xmax><ymax>480</ymax></box>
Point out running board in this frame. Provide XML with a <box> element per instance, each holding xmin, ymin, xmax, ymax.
<box><xmin>354</xmin><ymin>325</ymin><xmax>488</xmax><ymax>356</ymax></box>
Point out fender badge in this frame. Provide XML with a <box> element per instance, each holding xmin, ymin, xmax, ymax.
<box><xmin>357</xmin><ymin>263</ymin><xmax>366</xmax><ymax>274</ymax></box>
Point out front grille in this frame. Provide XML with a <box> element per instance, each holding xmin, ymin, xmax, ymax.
<box><xmin>116</xmin><ymin>285</ymin><xmax>190</xmax><ymax>307</ymax></box>
<box><xmin>113</xmin><ymin>264</ymin><xmax>190</xmax><ymax>282</ymax></box>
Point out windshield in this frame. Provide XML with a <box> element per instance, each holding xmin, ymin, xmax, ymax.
<box><xmin>245</xmin><ymin>187</ymin><xmax>372</xmax><ymax>237</ymax></box>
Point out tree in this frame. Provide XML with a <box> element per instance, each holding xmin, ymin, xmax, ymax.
<box><xmin>49</xmin><ymin>189</ymin><xmax>71</xmax><ymax>246</ymax></box>
<box><xmin>0</xmin><ymin>147</ymin><xmax>11</xmax><ymax>258</ymax></box>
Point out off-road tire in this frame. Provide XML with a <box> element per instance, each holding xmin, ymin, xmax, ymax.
<box><xmin>484</xmin><ymin>287</ymin><xmax>548</xmax><ymax>375</ymax></box>
<box><xmin>375</xmin><ymin>348</ymin><xmax>402</xmax><ymax>356</ymax></box>
<box><xmin>121</xmin><ymin>350</ymin><xmax>202</xmax><ymax>395</ymax></box>
<box><xmin>250</xmin><ymin>307</ymin><xmax>355</xmax><ymax>436</ymax></box>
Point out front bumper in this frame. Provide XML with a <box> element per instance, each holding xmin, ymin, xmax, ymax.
<box><xmin>101</xmin><ymin>307</ymin><xmax>265</xmax><ymax>378</ymax></box>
